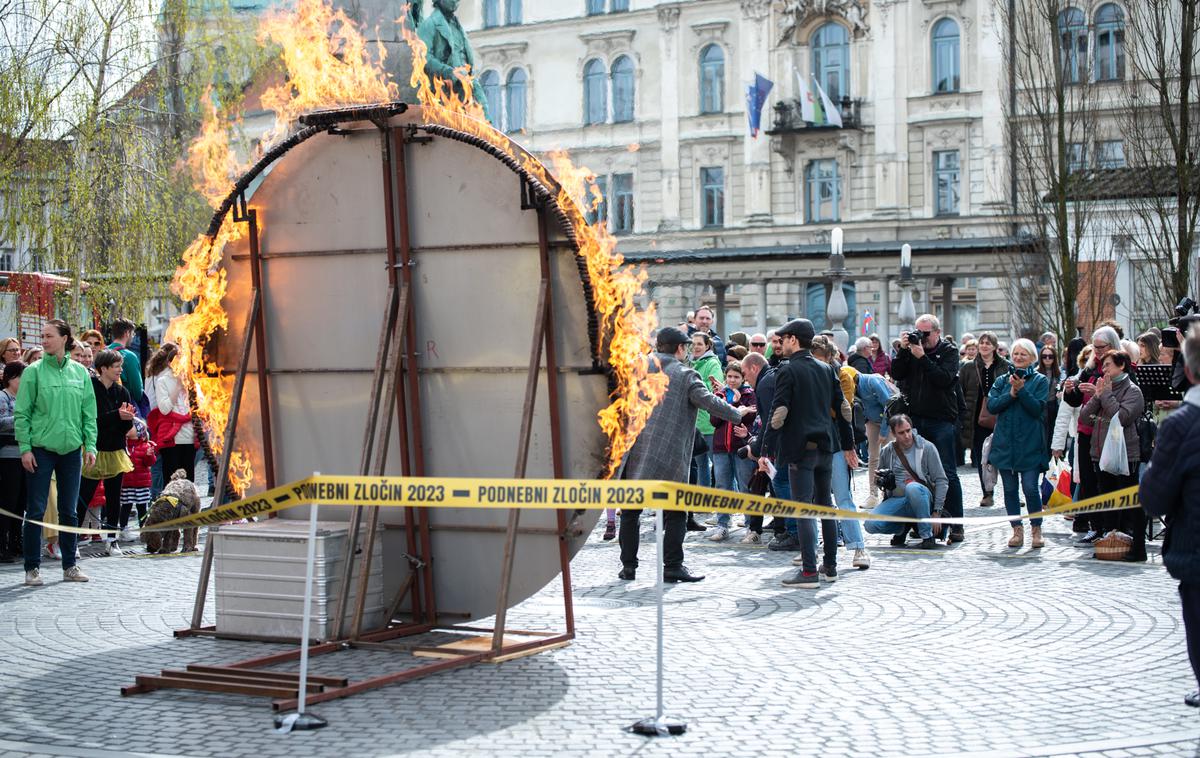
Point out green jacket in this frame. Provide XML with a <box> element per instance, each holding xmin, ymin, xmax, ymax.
<box><xmin>108</xmin><ymin>341</ymin><xmax>143</xmax><ymax>400</ymax></box>
<box><xmin>692</xmin><ymin>351</ymin><xmax>723</xmax><ymax>435</ymax></box>
<box><xmin>15</xmin><ymin>354</ymin><xmax>98</xmax><ymax>455</ymax></box>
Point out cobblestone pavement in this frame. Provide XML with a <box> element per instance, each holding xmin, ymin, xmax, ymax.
<box><xmin>0</xmin><ymin>466</ymin><xmax>1197</xmax><ymax>758</ymax></box>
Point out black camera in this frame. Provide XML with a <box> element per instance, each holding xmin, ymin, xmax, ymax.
<box><xmin>877</xmin><ymin>468</ymin><xmax>897</xmax><ymax>494</ymax></box>
<box><xmin>905</xmin><ymin>330</ymin><xmax>929</xmax><ymax>345</ymax></box>
<box><xmin>736</xmin><ymin>439</ymin><xmax>757</xmax><ymax>459</ymax></box>
<box><xmin>1009</xmin><ymin>365</ymin><xmax>1036</xmax><ymax>380</ymax></box>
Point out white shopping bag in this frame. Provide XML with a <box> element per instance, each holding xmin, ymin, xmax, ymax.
<box><xmin>1098</xmin><ymin>420</ymin><xmax>1129</xmax><ymax>476</ymax></box>
<box><xmin>980</xmin><ymin>434</ymin><xmax>998</xmax><ymax>492</ymax></box>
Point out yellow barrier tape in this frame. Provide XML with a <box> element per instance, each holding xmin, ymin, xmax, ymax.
<box><xmin>0</xmin><ymin>476</ymin><xmax>1141</xmax><ymax>537</ymax></box>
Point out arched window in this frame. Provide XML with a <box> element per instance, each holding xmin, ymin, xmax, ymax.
<box><xmin>611</xmin><ymin>55</ymin><xmax>636</xmax><ymax>123</ymax></box>
<box><xmin>1094</xmin><ymin>4</ymin><xmax>1125</xmax><ymax>81</ymax></box>
<box><xmin>583</xmin><ymin>59</ymin><xmax>607</xmax><ymax>125</ymax></box>
<box><xmin>698</xmin><ymin>44</ymin><xmax>724</xmax><ymax>114</ymax></box>
<box><xmin>811</xmin><ymin>23</ymin><xmax>850</xmax><ymax>102</ymax></box>
<box><xmin>482</xmin><ymin>0</ymin><xmax>500</xmax><ymax>28</ymax></box>
<box><xmin>931</xmin><ymin>18</ymin><xmax>960</xmax><ymax>93</ymax></box>
<box><xmin>505</xmin><ymin>68</ymin><xmax>527</xmax><ymax>132</ymax></box>
<box><xmin>1057</xmin><ymin>8</ymin><xmax>1087</xmax><ymax>84</ymax></box>
<box><xmin>479</xmin><ymin>70</ymin><xmax>501</xmax><ymax>127</ymax></box>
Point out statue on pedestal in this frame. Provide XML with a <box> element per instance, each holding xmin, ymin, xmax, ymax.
<box><xmin>416</xmin><ymin>0</ymin><xmax>492</xmax><ymax>122</ymax></box>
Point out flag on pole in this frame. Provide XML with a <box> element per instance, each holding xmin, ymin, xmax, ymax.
<box><xmin>794</xmin><ymin>69</ymin><xmax>816</xmax><ymax>123</ymax></box>
<box><xmin>861</xmin><ymin>310</ymin><xmax>875</xmax><ymax>335</ymax></box>
<box><xmin>812</xmin><ymin>76</ymin><xmax>843</xmax><ymax>127</ymax></box>
<box><xmin>745</xmin><ymin>73</ymin><xmax>774</xmax><ymax>138</ymax></box>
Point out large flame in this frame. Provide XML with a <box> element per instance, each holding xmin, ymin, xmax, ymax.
<box><xmin>167</xmin><ymin>0</ymin><xmax>667</xmax><ymax>492</ymax></box>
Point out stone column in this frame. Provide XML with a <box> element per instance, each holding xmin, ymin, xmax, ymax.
<box><xmin>657</xmin><ymin>4</ymin><xmax>683</xmax><ymax>230</ymax></box>
<box><xmin>740</xmin><ymin>0</ymin><xmax>773</xmax><ymax>224</ymax></box>
<box><xmin>714</xmin><ymin>284</ymin><xmax>728</xmax><ymax>341</ymax></box>
<box><xmin>870</xmin><ymin>0</ymin><xmax>909</xmax><ymax>217</ymax></box>
<box><xmin>878</xmin><ymin>276</ymin><xmax>891</xmax><ymax>340</ymax></box>
<box><xmin>941</xmin><ymin>277</ymin><xmax>956</xmax><ymax>338</ymax></box>
<box><xmin>756</xmin><ymin>279</ymin><xmax>768</xmax><ymax>332</ymax></box>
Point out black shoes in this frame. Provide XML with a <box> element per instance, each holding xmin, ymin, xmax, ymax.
<box><xmin>685</xmin><ymin>517</ymin><xmax>706</xmax><ymax>532</ymax></box>
<box><xmin>602</xmin><ymin>522</ymin><xmax>616</xmax><ymax>541</ymax></box>
<box><xmin>890</xmin><ymin>531</ymin><xmax>908</xmax><ymax>547</ymax></box>
<box><xmin>663</xmin><ymin>566</ymin><xmax>705</xmax><ymax>583</ymax></box>
<box><xmin>1186</xmin><ymin>691</ymin><xmax>1200</xmax><ymax>708</ymax></box>
<box><xmin>768</xmin><ymin>533</ymin><xmax>801</xmax><ymax>551</ymax></box>
<box><xmin>618</xmin><ymin>567</ymin><xmax>636</xmax><ymax>581</ymax></box>
<box><xmin>948</xmin><ymin>526</ymin><xmax>965</xmax><ymax>543</ymax></box>
<box><xmin>919</xmin><ymin>537</ymin><xmax>939</xmax><ymax>549</ymax></box>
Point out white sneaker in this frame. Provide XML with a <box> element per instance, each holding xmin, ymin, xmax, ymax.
<box><xmin>792</xmin><ymin>553</ymin><xmax>806</xmax><ymax>566</ymax></box>
<box><xmin>739</xmin><ymin>531</ymin><xmax>762</xmax><ymax>544</ymax></box>
<box><xmin>48</xmin><ymin>543</ymin><xmax>61</xmax><ymax>560</ymax></box>
<box><xmin>703</xmin><ymin>516</ymin><xmax>720</xmax><ymax>526</ymax></box>
<box><xmin>120</xmin><ymin>528</ymin><xmax>135</xmax><ymax>543</ymax></box>
<box><xmin>62</xmin><ymin>566</ymin><xmax>89</xmax><ymax>582</ymax></box>
<box><xmin>24</xmin><ymin>568</ymin><xmax>42</xmax><ymax>586</ymax></box>
<box><xmin>706</xmin><ymin>527</ymin><xmax>730</xmax><ymax>542</ymax></box>
<box><xmin>103</xmin><ymin>540</ymin><xmax>123</xmax><ymax>557</ymax></box>
<box><xmin>852</xmin><ymin>548</ymin><xmax>871</xmax><ymax>570</ymax></box>
<box><xmin>866</xmin><ymin>493</ymin><xmax>880</xmax><ymax>508</ymax></box>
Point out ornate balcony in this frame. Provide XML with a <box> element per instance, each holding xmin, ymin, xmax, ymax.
<box><xmin>766</xmin><ymin>97</ymin><xmax>863</xmax><ymax>134</ymax></box>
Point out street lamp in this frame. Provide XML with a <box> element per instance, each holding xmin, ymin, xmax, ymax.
<box><xmin>825</xmin><ymin>227</ymin><xmax>851</xmax><ymax>353</ymax></box>
<box><xmin>897</xmin><ymin>243</ymin><xmax>916</xmax><ymax>334</ymax></box>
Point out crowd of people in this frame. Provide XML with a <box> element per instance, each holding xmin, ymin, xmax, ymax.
<box><xmin>0</xmin><ymin>319</ymin><xmax>206</xmax><ymax>588</ymax></box>
<box><xmin>616</xmin><ymin>302</ymin><xmax>1195</xmax><ymax>588</ymax></box>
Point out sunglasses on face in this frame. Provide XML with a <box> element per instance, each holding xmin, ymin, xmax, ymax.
<box><xmin>1041</xmin><ymin>354</ymin><xmax>1054</xmax><ymax>359</ymax></box>
<box><xmin>751</xmin><ymin>342</ymin><xmax>766</xmax><ymax>347</ymax></box>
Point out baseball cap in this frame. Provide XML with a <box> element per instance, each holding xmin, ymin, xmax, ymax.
<box><xmin>655</xmin><ymin>326</ymin><xmax>691</xmax><ymax>352</ymax></box>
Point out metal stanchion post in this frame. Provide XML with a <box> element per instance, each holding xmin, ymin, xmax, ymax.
<box><xmin>274</xmin><ymin>472</ymin><xmax>328</xmax><ymax>732</ymax></box>
<box><xmin>631</xmin><ymin>508</ymin><xmax>686</xmax><ymax>736</ymax></box>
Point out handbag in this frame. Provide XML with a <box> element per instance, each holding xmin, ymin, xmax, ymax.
<box><xmin>977</xmin><ymin>402</ymin><xmax>997</xmax><ymax>430</ymax></box>
<box><xmin>1098</xmin><ymin>419</ymin><xmax>1130</xmax><ymax>476</ymax></box>
<box><xmin>746</xmin><ymin>469</ymin><xmax>771</xmax><ymax>496</ymax></box>
<box><xmin>980</xmin><ymin>434</ymin><xmax>998</xmax><ymax>492</ymax></box>
<box><xmin>884</xmin><ymin>393</ymin><xmax>909</xmax><ymax>422</ymax></box>
<box><xmin>1135</xmin><ymin>413</ymin><xmax>1157</xmax><ymax>462</ymax></box>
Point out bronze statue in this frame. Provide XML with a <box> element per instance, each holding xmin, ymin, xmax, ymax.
<box><xmin>417</xmin><ymin>0</ymin><xmax>492</xmax><ymax>122</ymax></box>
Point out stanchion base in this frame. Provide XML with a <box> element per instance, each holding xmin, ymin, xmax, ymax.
<box><xmin>630</xmin><ymin>716</ymin><xmax>686</xmax><ymax>736</ymax></box>
<box><xmin>274</xmin><ymin>712</ymin><xmax>328</xmax><ymax>732</ymax></box>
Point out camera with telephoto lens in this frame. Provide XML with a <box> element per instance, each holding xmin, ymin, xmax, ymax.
<box><xmin>877</xmin><ymin>468</ymin><xmax>897</xmax><ymax>494</ymax></box>
<box><xmin>737</xmin><ymin>437</ymin><xmax>757</xmax><ymax>459</ymax></box>
<box><xmin>1162</xmin><ymin>296</ymin><xmax>1199</xmax><ymax>350</ymax></box>
<box><xmin>905</xmin><ymin>329</ymin><xmax>929</xmax><ymax>346</ymax></box>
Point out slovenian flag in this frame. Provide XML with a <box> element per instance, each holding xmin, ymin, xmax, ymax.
<box><xmin>861</xmin><ymin>310</ymin><xmax>875</xmax><ymax>335</ymax></box>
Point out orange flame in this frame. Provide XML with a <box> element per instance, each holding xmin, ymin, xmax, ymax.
<box><xmin>167</xmin><ymin>0</ymin><xmax>666</xmax><ymax>493</ymax></box>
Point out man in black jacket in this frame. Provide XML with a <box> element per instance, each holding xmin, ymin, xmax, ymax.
<box><xmin>890</xmin><ymin>313</ymin><xmax>965</xmax><ymax>542</ymax></box>
<box><xmin>1141</xmin><ymin>330</ymin><xmax>1200</xmax><ymax>707</ymax></box>
<box><xmin>761</xmin><ymin>318</ymin><xmax>858</xmax><ymax>588</ymax></box>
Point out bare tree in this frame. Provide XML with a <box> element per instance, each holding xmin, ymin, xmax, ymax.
<box><xmin>1000</xmin><ymin>0</ymin><xmax>1114</xmax><ymax>339</ymax></box>
<box><xmin>1117</xmin><ymin>0</ymin><xmax>1199</xmax><ymax>316</ymax></box>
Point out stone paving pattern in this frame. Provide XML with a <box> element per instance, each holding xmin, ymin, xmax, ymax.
<box><xmin>0</xmin><ymin>467</ymin><xmax>1197</xmax><ymax>757</ymax></box>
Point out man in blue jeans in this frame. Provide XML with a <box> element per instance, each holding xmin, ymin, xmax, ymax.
<box><xmin>890</xmin><ymin>313</ymin><xmax>965</xmax><ymax>542</ymax></box>
<box><xmin>864</xmin><ymin>414</ymin><xmax>949</xmax><ymax>549</ymax></box>
<box><xmin>760</xmin><ymin>318</ymin><xmax>858</xmax><ymax>588</ymax></box>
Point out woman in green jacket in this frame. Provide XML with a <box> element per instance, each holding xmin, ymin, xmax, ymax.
<box><xmin>690</xmin><ymin>331</ymin><xmax>722</xmax><ymax>491</ymax></box>
<box><xmin>16</xmin><ymin>319</ymin><xmax>98</xmax><ymax>586</ymax></box>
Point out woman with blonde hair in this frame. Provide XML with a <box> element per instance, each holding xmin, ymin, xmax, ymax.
<box><xmin>0</xmin><ymin>337</ymin><xmax>22</xmax><ymax>365</ymax></box>
<box><xmin>986</xmin><ymin>339</ymin><xmax>1051</xmax><ymax>547</ymax></box>
<box><xmin>21</xmin><ymin>346</ymin><xmax>42</xmax><ymax>364</ymax></box>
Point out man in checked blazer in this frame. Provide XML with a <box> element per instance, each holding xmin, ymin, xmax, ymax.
<box><xmin>618</xmin><ymin>327</ymin><xmax>744</xmax><ymax>583</ymax></box>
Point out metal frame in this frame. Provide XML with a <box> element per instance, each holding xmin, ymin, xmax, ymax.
<box><xmin>134</xmin><ymin>117</ymin><xmax>580</xmax><ymax>710</ymax></box>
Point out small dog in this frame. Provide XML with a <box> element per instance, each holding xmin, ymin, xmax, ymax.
<box><xmin>142</xmin><ymin>469</ymin><xmax>202</xmax><ymax>553</ymax></box>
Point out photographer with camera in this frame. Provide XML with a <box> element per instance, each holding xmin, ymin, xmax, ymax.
<box><xmin>863</xmin><ymin>414</ymin><xmax>948</xmax><ymax>549</ymax></box>
<box><xmin>986</xmin><ymin>339</ymin><xmax>1051</xmax><ymax>548</ymax></box>
<box><xmin>889</xmin><ymin>314</ymin><xmax>965</xmax><ymax>542</ymax></box>
<box><xmin>1140</xmin><ymin>327</ymin><xmax>1200</xmax><ymax>707</ymax></box>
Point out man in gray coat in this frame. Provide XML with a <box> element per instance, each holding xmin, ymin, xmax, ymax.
<box><xmin>619</xmin><ymin>327</ymin><xmax>743</xmax><ymax>582</ymax></box>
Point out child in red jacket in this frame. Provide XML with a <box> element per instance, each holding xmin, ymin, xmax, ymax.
<box><xmin>120</xmin><ymin>417</ymin><xmax>157</xmax><ymax>541</ymax></box>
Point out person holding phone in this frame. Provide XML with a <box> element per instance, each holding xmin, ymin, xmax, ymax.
<box><xmin>77</xmin><ymin>349</ymin><xmax>135</xmax><ymax>556</ymax></box>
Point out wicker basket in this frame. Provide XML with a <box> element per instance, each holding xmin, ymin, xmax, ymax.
<box><xmin>1094</xmin><ymin>531</ymin><xmax>1132</xmax><ymax>561</ymax></box>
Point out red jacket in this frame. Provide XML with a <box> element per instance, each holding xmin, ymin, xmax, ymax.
<box><xmin>147</xmin><ymin>408</ymin><xmax>197</xmax><ymax>449</ymax></box>
<box><xmin>88</xmin><ymin>480</ymin><xmax>105</xmax><ymax>509</ymax></box>
<box><xmin>125</xmin><ymin>438</ymin><xmax>157</xmax><ymax>489</ymax></box>
<box><xmin>712</xmin><ymin>384</ymin><xmax>757</xmax><ymax>454</ymax></box>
